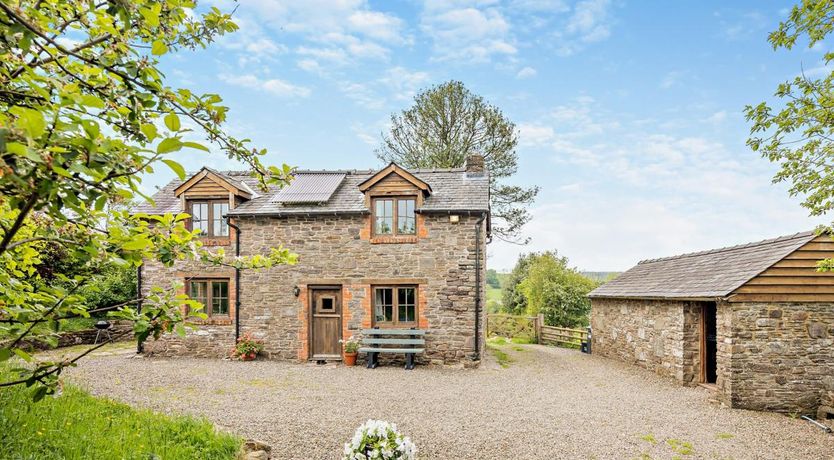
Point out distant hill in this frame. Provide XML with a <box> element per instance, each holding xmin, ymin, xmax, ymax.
<box><xmin>581</xmin><ymin>271</ymin><xmax>621</xmax><ymax>282</ymax></box>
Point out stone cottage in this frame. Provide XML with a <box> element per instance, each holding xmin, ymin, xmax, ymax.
<box><xmin>589</xmin><ymin>231</ymin><xmax>834</xmax><ymax>417</ymax></box>
<box><xmin>133</xmin><ymin>157</ymin><xmax>490</xmax><ymax>366</ymax></box>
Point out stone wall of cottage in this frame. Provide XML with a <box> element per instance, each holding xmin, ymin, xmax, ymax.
<box><xmin>139</xmin><ymin>257</ymin><xmax>238</xmax><ymax>358</ymax></box>
<box><xmin>140</xmin><ymin>213</ymin><xmax>486</xmax><ymax>365</ymax></box>
<box><xmin>718</xmin><ymin>301</ymin><xmax>834</xmax><ymax>415</ymax></box>
<box><xmin>236</xmin><ymin>213</ymin><xmax>486</xmax><ymax>365</ymax></box>
<box><xmin>590</xmin><ymin>298</ymin><xmax>704</xmax><ymax>384</ymax></box>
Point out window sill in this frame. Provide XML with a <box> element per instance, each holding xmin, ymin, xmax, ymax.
<box><xmin>371</xmin><ymin>324</ymin><xmax>418</xmax><ymax>329</ymax></box>
<box><xmin>198</xmin><ymin>237</ymin><xmax>231</xmax><ymax>246</ymax></box>
<box><xmin>370</xmin><ymin>235</ymin><xmax>418</xmax><ymax>244</ymax></box>
<box><xmin>188</xmin><ymin>318</ymin><xmax>233</xmax><ymax>326</ymax></box>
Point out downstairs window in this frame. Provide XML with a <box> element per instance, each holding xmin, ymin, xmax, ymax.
<box><xmin>188</xmin><ymin>279</ymin><xmax>230</xmax><ymax>317</ymax></box>
<box><xmin>373</xmin><ymin>286</ymin><xmax>417</xmax><ymax>327</ymax></box>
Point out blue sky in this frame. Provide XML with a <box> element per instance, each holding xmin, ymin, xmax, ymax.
<box><xmin>150</xmin><ymin>0</ymin><xmax>829</xmax><ymax>271</ymax></box>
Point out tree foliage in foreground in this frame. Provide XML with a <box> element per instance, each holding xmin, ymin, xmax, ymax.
<box><xmin>746</xmin><ymin>0</ymin><xmax>834</xmax><ymax>270</ymax></box>
<box><xmin>377</xmin><ymin>81</ymin><xmax>539</xmax><ymax>243</ymax></box>
<box><xmin>503</xmin><ymin>251</ymin><xmax>599</xmax><ymax>328</ymax></box>
<box><xmin>0</xmin><ymin>0</ymin><xmax>296</xmax><ymax>397</ymax></box>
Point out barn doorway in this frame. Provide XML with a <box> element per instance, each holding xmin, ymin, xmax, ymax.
<box><xmin>701</xmin><ymin>302</ymin><xmax>717</xmax><ymax>384</ymax></box>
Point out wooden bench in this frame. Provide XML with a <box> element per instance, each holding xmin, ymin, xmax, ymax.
<box><xmin>360</xmin><ymin>328</ymin><xmax>426</xmax><ymax>370</ymax></box>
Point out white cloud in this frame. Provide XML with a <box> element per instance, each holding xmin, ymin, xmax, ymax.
<box><xmin>378</xmin><ymin>67</ymin><xmax>431</xmax><ymax>101</ymax></box>
<box><xmin>338</xmin><ymin>81</ymin><xmax>385</xmax><ymax>109</ymax></box>
<box><xmin>518</xmin><ymin>123</ymin><xmax>555</xmax><ymax>146</ymax></box>
<box><xmin>491</xmin><ymin>97</ymin><xmax>829</xmax><ymax>271</ymax></box>
<box><xmin>338</xmin><ymin>66</ymin><xmax>431</xmax><ymax>108</ymax></box>
<box><xmin>220</xmin><ymin>74</ymin><xmax>311</xmax><ymax>98</ymax></box>
<box><xmin>553</xmin><ymin>0</ymin><xmax>615</xmax><ymax>56</ymax></box>
<box><xmin>347</xmin><ymin>10</ymin><xmax>410</xmax><ymax>44</ymax></box>
<box><xmin>421</xmin><ymin>5</ymin><xmax>517</xmax><ymax>62</ymax></box>
<box><xmin>660</xmin><ymin>70</ymin><xmax>685</xmax><ymax>89</ymax></box>
<box><xmin>704</xmin><ymin>110</ymin><xmax>728</xmax><ymax>124</ymax></box>
<box><xmin>516</xmin><ymin>66</ymin><xmax>537</xmax><ymax>78</ymax></box>
<box><xmin>297</xmin><ymin>58</ymin><xmax>324</xmax><ymax>74</ymax></box>
<box><xmin>226</xmin><ymin>0</ymin><xmax>407</xmax><ymax>66</ymax></box>
<box><xmin>718</xmin><ymin>10</ymin><xmax>767</xmax><ymax>41</ymax></box>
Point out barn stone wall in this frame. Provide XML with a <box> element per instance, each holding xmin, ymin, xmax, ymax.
<box><xmin>719</xmin><ymin>301</ymin><xmax>834</xmax><ymax>415</ymax></box>
<box><xmin>140</xmin><ymin>213</ymin><xmax>486</xmax><ymax>365</ymax></box>
<box><xmin>590</xmin><ymin>298</ymin><xmax>704</xmax><ymax>384</ymax></box>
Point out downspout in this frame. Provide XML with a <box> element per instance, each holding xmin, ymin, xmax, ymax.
<box><xmin>473</xmin><ymin>212</ymin><xmax>487</xmax><ymax>361</ymax></box>
<box><xmin>136</xmin><ymin>263</ymin><xmax>143</xmax><ymax>354</ymax></box>
<box><xmin>226</xmin><ymin>216</ymin><xmax>241</xmax><ymax>342</ymax></box>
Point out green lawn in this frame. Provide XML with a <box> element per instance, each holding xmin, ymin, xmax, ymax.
<box><xmin>0</xmin><ymin>366</ymin><xmax>241</xmax><ymax>460</ymax></box>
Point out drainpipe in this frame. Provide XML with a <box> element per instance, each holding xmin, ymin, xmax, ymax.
<box><xmin>473</xmin><ymin>212</ymin><xmax>487</xmax><ymax>361</ymax></box>
<box><xmin>226</xmin><ymin>216</ymin><xmax>242</xmax><ymax>342</ymax></box>
<box><xmin>136</xmin><ymin>263</ymin><xmax>143</xmax><ymax>354</ymax></box>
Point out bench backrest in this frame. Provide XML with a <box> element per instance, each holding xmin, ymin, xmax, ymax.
<box><xmin>361</xmin><ymin>329</ymin><xmax>426</xmax><ymax>348</ymax></box>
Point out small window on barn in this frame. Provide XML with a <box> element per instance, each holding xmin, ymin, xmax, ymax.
<box><xmin>373</xmin><ymin>286</ymin><xmax>417</xmax><ymax>327</ymax></box>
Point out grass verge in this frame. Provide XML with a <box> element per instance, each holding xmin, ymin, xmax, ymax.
<box><xmin>486</xmin><ymin>336</ymin><xmax>515</xmax><ymax>368</ymax></box>
<box><xmin>0</xmin><ymin>367</ymin><xmax>241</xmax><ymax>460</ymax></box>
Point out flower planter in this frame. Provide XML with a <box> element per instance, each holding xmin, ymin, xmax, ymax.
<box><xmin>343</xmin><ymin>351</ymin><xmax>358</xmax><ymax>366</ymax></box>
<box><xmin>241</xmin><ymin>352</ymin><xmax>257</xmax><ymax>361</ymax></box>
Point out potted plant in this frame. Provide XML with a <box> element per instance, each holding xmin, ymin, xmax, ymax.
<box><xmin>233</xmin><ymin>332</ymin><xmax>264</xmax><ymax>361</ymax></box>
<box><xmin>343</xmin><ymin>419</ymin><xmax>416</xmax><ymax>459</ymax></box>
<box><xmin>340</xmin><ymin>335</ymin><xmax>360</xmax><ymax>366</ymax></box>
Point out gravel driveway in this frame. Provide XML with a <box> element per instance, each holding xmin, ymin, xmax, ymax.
<box><xmin>64</xmin><ymin>342</ymin><xmax>834</xmax><ymax>459</ymax></box>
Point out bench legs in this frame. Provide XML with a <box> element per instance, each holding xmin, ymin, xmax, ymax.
<box><xmin>366</xmin><ymin>352</ymin><xmax>378</xmax><ymax>369</ymax></box>
<box><xmin>364</xmin><ymin>352</ymin><xmax>416</xmax><ymax>369</ymax></box>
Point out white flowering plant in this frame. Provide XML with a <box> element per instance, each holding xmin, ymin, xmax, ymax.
<box><xmin>343</xmin><ymin>420</ymin><xmax>417</xmax><ymax>460</ymax></box>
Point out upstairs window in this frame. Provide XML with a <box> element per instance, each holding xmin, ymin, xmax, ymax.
<box><xmin>373</xmin><ymin>286</ymin><xmax>417</xmax><ymax>327</ymax></box>
<box><xmin>189</xmin><ymin>200</ymin><xmax>229</xmax><ymax>237</ymax></box>
<box><xmin>188</xmin><ymin>279</ymin><xmax>230</xmax><ymax>317</ymax></box>
<box><xmin>373</xmin><ymin>197</ymin><xmax>416</xmax><ymax>236</ymax></box>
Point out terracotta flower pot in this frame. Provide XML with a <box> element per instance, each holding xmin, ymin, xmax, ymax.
<box><xmin>242</xmin><ymin>352</ymin><xmax>256</xmax><ymax>361</ymax></box>
<box><xmin>343</xmin><ymin>351</ymin><xmax>358</xmax><ymax>366</ymax></box>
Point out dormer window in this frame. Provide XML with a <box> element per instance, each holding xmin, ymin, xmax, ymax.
<box><xmin>373</xmin><ymin>197</ymin><xmax>416</xmax><ymax>236</ymax></box>
<box><xmin>189</xmin><ymin>200</ymin><xmax>229</xmax><ymax>237</ymax></box>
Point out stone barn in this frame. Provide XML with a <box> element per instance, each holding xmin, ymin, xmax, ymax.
<box><xmin>589</xmin><ymin>231</ymin><xmax>834</xmax><ymax>417</ymax></box>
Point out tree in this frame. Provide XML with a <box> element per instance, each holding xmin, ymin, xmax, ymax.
<box><xmin>0</xmin><ymin>0</ymin><xmax>296</xmax><ymax>398</ymax></box>
<box><xmin>377</xmin><ymin>81</ymin><xmax>539</xmax><ymax>243</ymax></box>
<box><xmin>501</xmin><ymin>253</ymin><xmax>535</xmax><ymax>316</ymax></box>
<box><xmin>746</xmin><ymin>0</ymin><xmax>834</xmax><ymax>270</ymax></box>
<box><xmin>486</xmin><ymin>269</ymin><xmax>501</xmax><ymax>289</ymax></box>
<box><xmin>517</xmin><ymin>252</ymin><xmax>599</xmax><ymax>328</ymax></box>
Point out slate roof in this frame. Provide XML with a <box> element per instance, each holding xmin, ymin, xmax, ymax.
<box><xmin>589</xmin><ymin>231</ymin><xmax>817</xmax><ymax>300</ymax></box>
<box><xmin>132</xmin><ymin>167</ymin><xmax>490</xmax><ymax>216</ymax></box>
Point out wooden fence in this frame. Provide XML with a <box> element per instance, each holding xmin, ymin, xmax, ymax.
<box><xmin>486</xmin><ymin>313</ymin><xmax>589</xmax><ymax>348</ymax></box>
<box><xmin>539</xmin><ymin>324</ymin><xmax>587</xmax><ymax>348</ymax></box>
<box><xmin>486</xmin><ymin>313</ymin><xmax>538</xmax><ymax>341</ymax></box>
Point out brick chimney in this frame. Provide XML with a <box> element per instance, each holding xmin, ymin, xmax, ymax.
<box><xmin>464</xmin><ymin>154</ymin><xmax>485</xmax><ymax>175</ymax></box>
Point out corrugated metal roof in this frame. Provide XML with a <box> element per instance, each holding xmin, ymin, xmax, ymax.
<box><xmin>589</xmin><ymin>231</ymin><xmax>816</xmax><ymax>299</ymax></box>
<box><xmin>272</xmin><ymin>172</ymin><xmax>346</xmax><ymax>203</ymax></box>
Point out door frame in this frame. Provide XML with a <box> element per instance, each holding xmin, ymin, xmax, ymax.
<box><xmin>699</xmin><ymin>302</ymin><xmax>717</xmax><ymax>384</ymax></box>
<box><xmin>308</xmin><ymin>285</ymin><xmax>343</xmax><ymax>361</ymax></box>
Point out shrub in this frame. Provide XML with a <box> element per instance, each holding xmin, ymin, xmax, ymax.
<box><xmin>343</xmin><ymin>420</ymin><xmax>416</xmax><ymax>460</ymax></box>
<box><xmin>232</xmin><ymin>332</ymin><xmax>264</xmax><ymax>360</ymax></box>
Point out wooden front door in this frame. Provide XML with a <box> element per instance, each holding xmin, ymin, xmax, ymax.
<box><xmin>310</xmin><ymin>288</ymin><xmax>342</xmax><ymax>359</ymax></box>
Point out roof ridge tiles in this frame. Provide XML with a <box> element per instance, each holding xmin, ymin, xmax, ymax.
<box><xmin>638</xmin><ymin>230</ymin><xmax>816</xmax><ymax>265</ymax></box>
